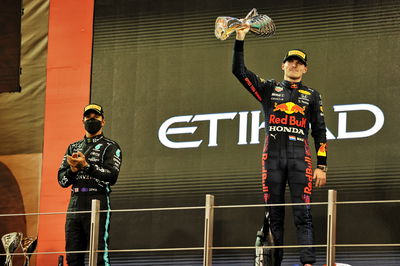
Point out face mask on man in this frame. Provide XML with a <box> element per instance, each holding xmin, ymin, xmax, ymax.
<box><xmin>84</xmin><ymin>118</ymin><xmax>102</xmax><ymax>134</ymax></box>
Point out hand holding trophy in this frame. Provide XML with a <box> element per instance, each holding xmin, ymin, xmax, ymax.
<box><xmin>215</xmin><ymin>8</ymin><xmax>276</xmax><ymax>40</ymax></box>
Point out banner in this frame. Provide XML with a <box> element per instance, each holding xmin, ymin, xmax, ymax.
<box><xmin>91</xmin><ymin>0</ymin><xmax>400</xmax><ymax>264</ymax></box>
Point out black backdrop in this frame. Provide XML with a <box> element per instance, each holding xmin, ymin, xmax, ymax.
<box><xmin>91</xmin><ymin>0</ymin><xmax>400</xmax><ymax>265</ymax></box>
<box><xmin>0</xmin><ymin>0</ymin><xmax>21</xmax><ymax>93</ymax></box>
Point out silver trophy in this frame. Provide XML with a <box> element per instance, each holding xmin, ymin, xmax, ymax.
<box><xmin>21</xmin><ymin>237</ymin><xmax>37</xmax><ymax>266</ymax></box>
<box><xmin>1</xmin><ymin>232</ymin><xmax>23</xmax><ymax>266</ymax></box>
<box><xmin>215</xmin><ymin>8</ymin><xmax>275</xmax><ymax>40</ymax></box>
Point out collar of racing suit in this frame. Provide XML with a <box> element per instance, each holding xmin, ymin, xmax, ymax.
<box><xmin>84</xmin><ymin>134</ymin><xmax>104</xmax><ymax>144</ymax></box>
<box><xmin>281</xmin><ymin>80</ymin><xmax>302</xmax><ymax>89</ymax></box>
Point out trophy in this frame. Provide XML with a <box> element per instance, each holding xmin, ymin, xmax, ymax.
<box><xmin>1</xmin><ymin>232</ymin><xmax>23</xmax><ymax>266</ymax></box>
<box><xmin>215</xmin><ymin>8</ymin><xmax>276</xmax><ymax>40</ymax></box>
<box><xmin>21</xmin><ymin>237</ymin><xmax>37</xmax><ymax>266</ymax></box>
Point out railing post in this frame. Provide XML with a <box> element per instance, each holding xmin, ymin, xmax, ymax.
<box><xmin>326</xmin><ymin>190</ymin><xmax>337</xmax><ymax>266</ymax></box>
<box><xmin>89</xmin><ymin>199</ymin><xmax>100</xmax><ymax>266</ymax></box>
<box><xmin>203</xmin><ymin>194</ymin><xmax>215</xmax><ymax>266</ymax></box>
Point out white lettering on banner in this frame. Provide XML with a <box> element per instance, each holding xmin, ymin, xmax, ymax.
<box><xmin>238</xmin><ymin>112</ymin><xmax>248</xmax><ymax>145</ymax></box>
<box><xmin>334</xmin><ymin>104</ymin><xmax>385</xmax><ymax>139</ymax></box>
<box><xmin>158</xmin><ymin>115</ymin><xmax>202</xmax><ymax>148</ymax></box>
<box><xmin>239</xmin><ymin>111</ymin><xmax>268</xmax><ymax>145</ymax></box>
<box><xmin>158</xmin><ymin>104</ymin><xmax>385</xmax><ymax>148</ymax></box>
<box><xmin>250</xmin><ymin>111</ymin><xmax>265</xmax><ymax>144</ymax></box>
<box><xmin>326</xmin><ymin>128</ymin><xmax>336</xmax><ymax>140</ymax></box>
<box><xmin>191</xmin><ymin>112</ymin><xmax>237</xmax><ymax>146</ymax></box>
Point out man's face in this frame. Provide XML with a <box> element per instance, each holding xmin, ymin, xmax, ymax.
<box><xmin>281</xmin><ymin>58</ymin><xmax>308</xmax><ymax>81</ymax></box>
<box><xmin>83</xmin><ymin>112</ymin><xmax>105</xmax><ymax>128</ymax></box>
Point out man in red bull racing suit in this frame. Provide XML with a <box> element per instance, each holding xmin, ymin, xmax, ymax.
<box><xmin>58</xmin><ymin>104</ymin><xmax>122</xmax><ymax>266</ymax></box>
<box><xmin>232</xmin><ymin>28</ymin><xmax>327</xmax><ymax>266</ymax></box>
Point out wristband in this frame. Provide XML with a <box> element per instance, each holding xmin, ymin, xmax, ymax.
<box><xmin>317</xmin><ymin>165</ymin><xmax>328</xmax><ymax>172</ymax></box>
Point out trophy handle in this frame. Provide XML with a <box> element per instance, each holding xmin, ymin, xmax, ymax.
<box><xmin>244</xmin><ymin>8</ymin><xmax>258</xmax><ymax>20</ymax></box>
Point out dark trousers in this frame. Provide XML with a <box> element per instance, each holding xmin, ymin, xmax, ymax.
<box><xmin>262</xmin><ymin>136</ymin><xmax>316</xmax><ymax>265</ymax></box>
<box><xmin>65</xmin><ymin>194</ymin><xmax>111</xmax><ymax>266</ymax></box>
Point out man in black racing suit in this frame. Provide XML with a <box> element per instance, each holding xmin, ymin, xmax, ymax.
<box><xmin>58</xmin><ymin>103</ymin><xmax>122</xmax><ymax>266</ymax></box>
<box><xmin>232</xmin><ymin>26</ymin><xmax>327</xmax><ymax>266</ymax></box>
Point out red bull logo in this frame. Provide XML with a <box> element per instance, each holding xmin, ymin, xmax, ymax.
<box><xmin>304</xmin><ymin>156</ymin><xmax>313</xmax><ymax>195</ymax></box>
<box><xmin>262</xmin><ymin>152</ymin><xmax>269</xmax><ymax>203</ymax></box>
<box><xmin>244</xmin><ymin>78</ymin><xmax>262</xmax><ymax>101</ymax></box>
<box><xmin>273</xmin><ymin>102</ymin><xmax>305</xmax><ymax>115</ymax></box>
<box><xmin>262</xmin><ymin>153</ymin><xmax>268</xmax><ymax>193</ymax></box>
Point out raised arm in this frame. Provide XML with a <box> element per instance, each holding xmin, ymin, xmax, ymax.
<box><xmin>232</xmin><ymin>27</ymin><xmax>272</xmax><ymax>102</ymax></box>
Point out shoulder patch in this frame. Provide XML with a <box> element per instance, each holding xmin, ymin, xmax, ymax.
<box><xmin>115</xmin><ymin>149</ymin><xmax>121</xmax><ymax>158</ymax></box>
<box><xmin>298</xmin><ymin>89</ymin><xmax>311</xmax><ymax>95</ymax></box>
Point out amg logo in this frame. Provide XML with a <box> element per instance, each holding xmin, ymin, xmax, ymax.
<box><xmin>269</xmin><ymin>126</ymin><xmax>305</xmax><ymax>135</ymax></box>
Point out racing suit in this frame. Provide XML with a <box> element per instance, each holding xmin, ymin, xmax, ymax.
<box><xmin>232</xmin><ymin>40</ymin><xmax>327</xmax><ymax>265</ymax></box>
<box><xmin>58</xmin><ymin>134</ymin><xmax>122</xmax><ymax>266</ymax></box>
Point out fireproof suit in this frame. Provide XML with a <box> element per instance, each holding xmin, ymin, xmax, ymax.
<box><xmin>58</xmin><ymin>134</ymin><xmax>122</xmax><ymax>266</ymax></box>
<box><xmin>232</xmin><ymin>40</ymin><xmax>327</xmax><ymax>265</ymax></box>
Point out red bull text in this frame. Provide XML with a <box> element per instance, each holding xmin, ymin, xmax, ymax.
<box><xmin>269</xmin><ymin>114</ymin><xmax>307</xmax><ymax>128</ymax></box>
<box><xmin>304</xmin><ymin>156</ymin><xmax>313</xmax><ymax>195</ymax></box>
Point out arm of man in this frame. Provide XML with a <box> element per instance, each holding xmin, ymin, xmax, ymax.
<box><xmin>81</xmin><ymin>143</ymin><xmax>122</xmax><ymax>186</ymax></box>
<box><xmin>58</xmin><ymin>146</ymin><xmax>78</xmax><ymax>188</ymax></box>
<box><xmin>310</xmin><ymin>91</ymin><xmax>328</xmax><ymax>188</ymax></box>
<box><xmin>232</xmin><ymin>27</ymin><xmax>272</xmax><ymax>102</ymax></box>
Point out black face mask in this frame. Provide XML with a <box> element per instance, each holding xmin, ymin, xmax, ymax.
<box><xmin>84</xmin><ymin>118</ymin><xmax>102</xmax><ymax>134</ymax></box>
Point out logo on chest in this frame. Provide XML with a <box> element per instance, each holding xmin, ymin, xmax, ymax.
<box><xmin>89</xmin><ymin>151</ymin><xmax>101</xmax><ymax>163</ymax></box>
<box><xmin>273</xmin><ymin>102</ymin><xmax>305</xmax><ymax>115</ymax></box>
<box><xmin>93</xmin><ymin>144</ymin><xmax>103</xmax><ymax>151</ymax></box>
<box><xmin>269</xmin><ymin>114</ymin><xmax>307</xmax><ymax>128</ymax></box>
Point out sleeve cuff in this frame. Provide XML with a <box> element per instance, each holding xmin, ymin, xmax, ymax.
<box><xmin>66</xmin><ymin>168</ymin><xmax>78</xmax><ymax>177</ymax></box>
<box><xmin>83</xmin><ymin>163</ymin><xmax>93</xmax><ymax>174</ymax></box>
<box><xmin>234</xmin><ymin>40</ymin><xmax>244</xmax><ymax>52</ymax></box>
<box><xmin>317</xmin><ymin>156</ymin><xmax>327</xmax><ymax>166</ymax></box>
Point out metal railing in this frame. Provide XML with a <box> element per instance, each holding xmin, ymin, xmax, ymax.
<box><xmin>1</xmin><ymin>189</ymin><xmax>400</xmax><ymax>266</ymax></box>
